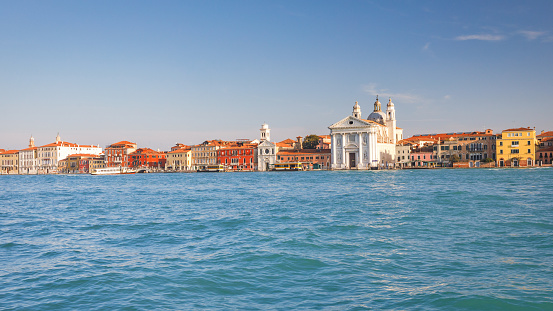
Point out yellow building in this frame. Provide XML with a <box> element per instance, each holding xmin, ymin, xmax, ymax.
<box><xmin>166</xmin><ymin>146</ymin><xmax>192</xmax><ymax>171</ymax></box>
<box><xmin>0</xmin><ymin>150</ymin><xmax>19</xmax><ymax>174</ymax></box>
<box><xmin>496</xmin><ymin>127</ymin><xmax>537</xmax><ymax>167</ymax></box>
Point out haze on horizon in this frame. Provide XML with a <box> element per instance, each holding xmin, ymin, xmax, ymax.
<box><xmin>1</xmin><ymin>0</ymin><xmax>552</xmax><ymax>151</ymax></box>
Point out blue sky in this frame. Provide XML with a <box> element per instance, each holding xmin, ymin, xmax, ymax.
<box><xmin>1</xmin><ymin>0</ymin><xmax>552</xmax><ymax>150</ymax></box>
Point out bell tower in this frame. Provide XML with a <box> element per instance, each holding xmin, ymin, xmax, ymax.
<box><xmin>29</xmin><ymin>135</ymin><xmax>35</xmax><ymax>148</ymax></box>
<box><xmin>260</xmin><ymin>123</ymin><xmax>271</xmax><ymax>141</ymax></box>
<box><xmin>352</xmin><ymin>101</ymin><xmax>361</xmax><ymax>118</ymax></box>
<box><xmin>373</xmin><ymin>95</ymin><xmax>381</xmax><ymax>112</ymax></box>
<box><xmin>386</xmin><ymin>98</ymin><xmax>397</xmax><ymax>144</ymax></box>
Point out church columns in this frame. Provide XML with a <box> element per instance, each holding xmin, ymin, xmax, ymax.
<box><xmin>368</xmin><ymin>127</ymin><xmax>378</xmax><ymax>168</ymax></box>
<box><xmin>358</xmin><ymin>132</ymin><xmax>363</xmax><ymax>168</ymax></box>
<box><xmin>331</xmin><ymin>134</ymin><xmax>337</xmax><ymax>168</ymax></box>
<box><xmin>342</xmin><ymin>133</ymin><xmax>346</xmax><ymax>168</ymax></box>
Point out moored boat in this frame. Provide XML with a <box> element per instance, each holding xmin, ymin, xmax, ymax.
<box><xmin>90</xmin><ymin>166</ymin><xmax>136</xmax><ymax>175</ymax></box>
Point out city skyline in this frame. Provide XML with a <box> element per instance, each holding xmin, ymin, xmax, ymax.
<box><xmin>1</xmin><ymin>1</ymin><xmax>552</xmax><ymax>150</ymax></box>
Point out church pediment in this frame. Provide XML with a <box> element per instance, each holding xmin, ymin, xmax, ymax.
<box><xmin>329</xmin><ymin>116</ymin><xmax>373</xmax><ymax>129</ymax></box>
<box><xmin>258</xmin><ymin>140</ymin><xmax>275</xmax><ymax>148</ymax></box>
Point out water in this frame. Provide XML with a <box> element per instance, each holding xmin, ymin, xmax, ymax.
<box><xmin>1</xmin><ymin>169</ymin><xmax>552</xmax><ymax>310</ymax></box>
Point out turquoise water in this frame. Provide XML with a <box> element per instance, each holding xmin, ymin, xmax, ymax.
<box><xmin>1</xmin><ymin>169</ymin><xmax>552</xmax><ymax>310</ymax></box>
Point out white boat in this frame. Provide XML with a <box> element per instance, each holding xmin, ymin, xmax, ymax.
<box><xmin>90</xmin><ymin>166</ymin><xmax>136</xmax><ymax>175</ymax></box>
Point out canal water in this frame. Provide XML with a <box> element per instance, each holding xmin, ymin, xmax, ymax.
<box><xmin>1</xmin><ymin>169</ymin><xmax>552</xmax><ymax>310</ymax></box>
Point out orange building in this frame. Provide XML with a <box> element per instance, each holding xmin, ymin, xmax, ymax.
<box><xmin>217</xmin><ymin>143</ymin><xmax>257</xmax><ymax>171</ymax></box>
<box><xmin>105</xmin><ymin>141</ymin><xmax>137</xmax><ymax>167</ymax></box>
<box><xmin>276</xmin><ymin>149</ymin><xmax>331</xmax><ymax>170</ymax></box>
<box><xmin>127</xmin><ymin>148</ymin><xmax>166</xmax><ymax>171</ymax></box>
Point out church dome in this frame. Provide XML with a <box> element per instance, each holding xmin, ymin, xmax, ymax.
<box><xmin>368</xmin><ymin>110</ymin><xmax>386</xmax><ymax>123</ymax></box>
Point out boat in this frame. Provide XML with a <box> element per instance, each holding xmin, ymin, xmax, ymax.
<box><xmin>197</xmin><ymin>164</ymin><xmax>225</xmax><ymax>172</ymax></box>
<box><xmin>272</xmin><ymin>162</ymin><xmax>303</xmax><ymax>171</ymax></box>
<box><xmin>90</xmin><ymin>166</ymin><xmax>136</xmax><ymax>175</ymax></box>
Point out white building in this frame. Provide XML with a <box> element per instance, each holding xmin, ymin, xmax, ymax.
<box><xmin>19</xmin><ymin>135</ymin><xmax>38</xmax><ymax>174</ymax></box>
<box><xmin>36</xmin><ymin>134</ymin><xmax>103</xmax><ymax>174</ymax></box>
<box><xmin>257</xmin><ymin>123</ymin><xmax>278</xmax><ymax>171</ymax></box>
<box><xmin>329</xmin><ymin>97</ymin><xmax>403</xmax><ymax>169</ymax></box>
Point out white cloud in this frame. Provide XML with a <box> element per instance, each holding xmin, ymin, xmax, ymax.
<box><xmin>444</xmin><ymin>95</ymin><xmax>451</xmax><ymax>100</ymax></box>
<box><xmin>363</xmin><ymin>83</ymin><xmax>424</xmax><ymax>104</ymax></box>
<box><xmin>455</xmin><ymin>34</ymin><xmax>505</xmax><ymax>41</ymax></box>
<box><xmin>422</xmin><ymin>42</ymin><xmax>430</xmax><ymax>51</ymax></box>
<box><xmin>518</xmin><ymin>30</ymin><xmax>546</xmax><ymax>40</ymax></box>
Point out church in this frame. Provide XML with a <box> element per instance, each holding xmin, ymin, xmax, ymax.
<box><xmin>328</xmin><ymin>96</ymin><xmax>403</xmax><ymax>169</ymax></box>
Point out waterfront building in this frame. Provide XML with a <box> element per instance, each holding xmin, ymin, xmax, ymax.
<box><xmin>536</xmin><ymin>146</ymin><xmax>553</xmax><ymax>165</ymax></box>
<box><xmin>316</xmin><ymin>135</ymin><xmax>331</xmax><ymax>149</ymax></box>
<box><xmin>404</xmin><ymin>130</ymin><xmax>497</xmax><ymax>168</ymax></box>
<box><xmin>410</xmin><ymin>146</ymin><xmax>435</xmax><ymax>167</ymax></box>
<box><xmin>395</xmin><ymin>144</ymin><xmax>411</xmax><ymax>168</ymax></box>
<box><xmin>537</xmin><ymin>130</ymin><xmax>553</xmax><ymax>141</ymax></box>
<box><xmin>62</xmin><ymin>154</ymin><xmax>102</xmax><ymax>174</ymax></box>
<box><xmin>329</xmin><ymin>97</ymin><xmax>403</xmax><ymax>169</ymax></box>
<box><xmin>89</xmin><ymin>157</ymin><xmax>106</xmax><ymax>173</ymax></box>
<box><xmin>218</xmin><ymin>143</ymin><xmax>258</xmax><ymax>171</ymax></box>
<box><xmin>257</xmin><ymin>123</ymin><xmax>277</xmax><ymax>171</ymax></box>
<box><xmin>166</xmin><ymin>146</ymin><xmax>192</xmax><ymax>171</ymax></box>
<box><xmin>19</xmin><ymin>136</ymin><xmax>38</xmax><ymax>174</ymax></box>
<box><xmin>191</xmin><ymin>140</ymin><xmax>227</xmax><ymax>170</ymax></box>
<box><xmin>276</xmin><ymin>149</ymin><xmax>331</xmax><ymax>170</ymax></box>
<box><xmin>127</xmin><ymin>148</ymin><xmax>166</xmax><ymax>171</ymax></box>
<box><xmin>36</xmin><ymin>134</ymin><xmax>102</xmax><ymax>174</ymax></box>
<box><xmin>105</xmin><ymin>141</ymin><xmax>137</xmax><ymax>168</ymax></box>
<box><xmin>496</xmin><ymin>127</ymin><xmax>538</xmax><ymax>167</ymax></box>
<box><xmin>0</xmin><ymin>150</ymin><xmax>19</xmax><ymax>174</ymax></box>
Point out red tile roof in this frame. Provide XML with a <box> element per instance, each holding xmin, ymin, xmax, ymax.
<box><xmin>277</xmin><ymin>149</ymin><xmax>331</xmax><ymax>155</ymax></box>
<box><xmin>67</xmin><ymin>153</ymin><xmax>102</xmax><ymax>158</ymax></box>
<box><xmin>404</xmin><ymin>131</ymin><xmax>494</xmax><ymax>143</ymax></box>
<box><xmin>537</xmin><ymin>131</ymin><xmax>553</xmax><ymax>138</ymax></box>
<box><xmin>39</xmin><ymin>141</ymin><xmax>99</xmax><ymax>148</ymax></box>
<box><xmin>168</xmin><ymin>147</ymin><xmax>192</xmax><ymax>154</ymax></box>
<box><xmin>20</xmin><ymin>147</ymin><xmax>38</xmax><ymax>151</ymax></box>
<box><xmin>0</xmin><ymin>150</ymin><xmax>19</xmax><ymax>155</ymax></box>
<box><xmin>502</xmin><ymin>127</ymin><xmax>533</xmax><ymax>132</ymax></box>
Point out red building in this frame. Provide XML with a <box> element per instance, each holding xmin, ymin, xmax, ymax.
<box><xmin>276</xmin><ymin>149</ymin><xmax>331</xmax><ymax>170</ymax></box>
<box><xmin>105</xmin><ymin>141</ymin><xmax>137</xmax><ymax>167</ymax></box>
<box><xmin>127</xmin><ymin>148</ymin><xmax>166</xmax><ymax>170</ymax></box>
<box><xmin>217</xmin><ymin>143</ymin><xmax>257</xmax><ymax>171</ymax></box>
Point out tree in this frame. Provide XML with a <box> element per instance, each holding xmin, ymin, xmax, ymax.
<box><xmin>482</xmin><ymin>158</ymin><xmax>494</xmax><ymax>163</ymax></box>
<box><xmin>450</xmin><ymin>154</ymin><xmax>460</xmax><ymax>162</ymax></box>
<box><xmin>302</xmin><ymin>135</ymin><xmax>320</xmax><ymax>149</ymax></box>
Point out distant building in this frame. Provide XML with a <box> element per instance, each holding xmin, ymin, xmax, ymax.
<box><xmin>166</xmin><ymin>145</ymin><xmax>192</xmax><ymax>171</ymax></box>
<box><xmin>316</xmin><ymin>135</ymin><xmax>331</xmax><ymax>149</ymax></box>
<box><xmin>329</xmin><ymin>97</ymin><xmax>403</xmax><ymax>169</ymax></box>
<box><xmin>127</xmin><ymin>148</ymin><xmax>166</xmax><ymax>171</ymax></box>
<box><xmin>19</xmin><ymin>135</ymin><xmax>38</xmax><ymax>174</ymax></box>
<box><xmin>410</xmin><ymin>146</ymin><xmax>435</xmax><ymax>167</ymax></box>
<box><xmin>403</xmin><ymin>129</ymin><xmax>497</xmax><ymax>168</ymax></box>
<box><xmin>0</xmin><ymin>150</ymin><xmax>19</xmax><ymax>174</ymax></box>
<box><xmin>36</xmin><ymin>134</ymin><xmax>102</xmax><ymax>174</ymax></box>
<box><xmin>105</xmin><ymin>141</ymin><xmax>137</xmax><ymax>168</ymax></box>
<box><xmin>276</xmin><ymin>149</ymin><xmax>331</xmax><ymax>170</ymax></box>
<box><xmin>191</xmin><ymin>140</ymin><xmax>227</xmax><ymax>170</ymax></box>
<box><xmin>496</xmin><ymin>127</ymin><xmax>537</xmax><ymax>167</ymax></box>
<box><xmin>257</xmin><ymin>123</ymin><xmax>277</xmax><ymax>171</ymax></box>
<box><xmin>218</xmin><ymin>143</ymin><xmax>257</xmax><ymax>171</ymax></box>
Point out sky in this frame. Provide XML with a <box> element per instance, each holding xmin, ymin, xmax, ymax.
<box><xmin>1</xmin><ymin>0</ymin><xmax>552</xmax><ymax>150</ymax></box>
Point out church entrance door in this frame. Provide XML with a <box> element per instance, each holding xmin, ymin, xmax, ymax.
<box><xmin>349</xmin><ymin>153</ymin><xmax>356</xmax><ymax>168</ymax></box>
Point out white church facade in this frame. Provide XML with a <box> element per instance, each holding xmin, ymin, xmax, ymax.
<box><xmin>329</xmin><ymin>97</ymin><xmax>403</xmax><ymax>170</ymax></box>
